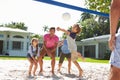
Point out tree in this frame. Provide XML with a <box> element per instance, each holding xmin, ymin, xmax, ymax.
<box><xmin>77</xmin><ymin>16</ymin><xmax>110</xmax><ymax>41</ymax></box>
<box><xmin>82</xmin><ymin>1</ymin><xmax>111</xmax><ymax>35</ymax></box>
<box><xmin>1</xmin><ymin>22</ymin><xmax>27</xmax><ymax>31</ymax></box>
<box><xmin>85</xmin><ymin>0</ymin><xmax>111</xmax><ymax>13</ymax></box>
<box><xmin>43</xmin><ymin>25</ymin><xmax>49</xmax><ymax>32</ymax></box>
<box><xmin>76</xmin><ymin>12</ymin><xmax>97</xmax><ymax>40</ymax></box>
<box><xmin>97</xmin><ymin>16</ymin><xmax>110</xmax><ymax>34</ymax></box>
<box><xmin>85</xmin><ymin>0</ymin><xmax>120</xmax><ymax>34</ymax></box>
<box><xmin>80</xmin><ymin>12</ymin><xmax>94</xmax><ymax>22</ymax></box>
<box><xmin>30</xmin><ymin>34</ymin><xmax>42</xmax><ymax>40</ymax></box>
<box><xmin>77</xmin><ymin>18</ymin><xmax>99</xmax><ymax>40</ymax></box>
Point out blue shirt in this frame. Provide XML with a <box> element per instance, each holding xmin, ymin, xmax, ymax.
<box><xmin>61</xmin><ymin>40</ymin><xmax>70</xmax><ymax>54</ymax></box>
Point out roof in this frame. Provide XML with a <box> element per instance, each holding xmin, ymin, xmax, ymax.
<box><xmin>81</xmin><ymin>35</ymin><xmax>110</xmax><ymax>42</ymax></box>
<box><xmin>0</xmin><ymin>27</ymin><xmax>29</xmax><ymax>33</ymax></box>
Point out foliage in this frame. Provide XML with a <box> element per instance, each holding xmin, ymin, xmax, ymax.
<box><xmin>80</xmin><ymin>12</ymin><xmax>94</xmax><ymax>21</ymax></box>
<box><xmin>79</xmin><ymin>18</ymin><xmax>99</xmax><ymax>39</ymax></box>
<box><xmin>97</xmin><ymin>16</ymin><xmax>110</xmax><ymax>35</ymax></box>
<box><xmin>62</xmin><ymin>26</ymin><xmax>72</xmax><ymax>39</ymax></box>
<box><xmin>85</xmin><ymin>0</ymin><xmax>120</xmax><ymax>35</ymax></box>
<box><xmin>30</xmin><ymin>34</ymin><xmax>42</xmax><ymax>40</ymax></box>
<box><xmin>30</xmin><ymin>25</ymin><xmax>49</xmax><ymax>41</ymax></box>
<box><xmin>76</xmin><ymin>13</ymin><xmax>98</xmax><ymax>40</ymax></box>
<box><xmin>84</xmin><ymin>0</ymin><xmax>110</xmax><ymax>35</ymax></box>
<box><xmin>43</xmin><ymin>25</ymin><xmax>49</xmax><ymax>32</ymax></box>
<box><xmin>76</xmin><ymin>10</ymin><xmax>110</xmax><ymax>40</ymax></box>
<box><xmin>78</xmin><ymin>17</ymin><xmax>109</xmax><ymax>40</ymax></box>
<box><xmin>82</xmin><ymin>0</ymin><xmax>111</xmax><ymax>38</ymax></box>
<box><xmin>62</xmin><ymin>33</ymin><xmax>67</xmax><ymax>39</ymax></box>
<box><xmin>85</xmin><ymin>0</ymin><xmax>111</xmax><ymax>13</ymax></box>
<box><xmin>104</xmin><ymin>50</ymin><xmax>111</xmax><ymax>60</ymax></box>
<box><xmin>0</xmin><ymin>22</ymin><xmax>27</xmax><ymax>31</ymax></box>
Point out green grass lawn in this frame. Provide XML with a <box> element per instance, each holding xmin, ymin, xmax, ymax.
<box><xmin>0</xmin><ymin>56</ymin><xmax>109</xmax><ymax>63</ymax></box>
<box><xmin>0</xmin><ymin>56</ymin><xmax>27</xmax><ymax>60</ymax></box>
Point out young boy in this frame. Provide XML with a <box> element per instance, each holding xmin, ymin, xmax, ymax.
<box><xmin>57</xmin><ymin>39</ymin><xmax>71</xmax><ymax>74</ymax></box>
<box><xmin>38</xmin><ymin>27</ymin><xmax>59</xmax><ymax>75</ymax></box>
<box><xmin>57</xmin><ymin>24</ymin><xmax>84</xmax><ymax>77</ymax></box>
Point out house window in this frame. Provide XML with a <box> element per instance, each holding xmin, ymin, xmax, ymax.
<box><xmin>13</xmin><ymin>35</ymin><xmax>24</xmax><ymax>38</ymax></box>
<box><xmin>0</xmin><ymin>34</ymin><xmax>4</xmax><ymax>38</ymax></box>
<box><xmin>12</xmin><ymin>41</ymin><xmax>23</xmax><ymax>50</ymax></box>
<box><xmin>84</xmin><ymin>45</ymin><xmax>95</xmax><ymax>58</ymax></box>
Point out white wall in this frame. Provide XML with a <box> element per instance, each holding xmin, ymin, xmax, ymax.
<box><xmin>0</xmin><ymin>31</ymin><xmax>30</xmax><ymax>56</ymax></box>
<box><xmin>9</xmin><ymin>32</ymin><xmax>30</xmax><ymax>56</ymax></box>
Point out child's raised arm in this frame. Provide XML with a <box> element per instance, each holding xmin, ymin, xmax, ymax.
<box><xmin>57</xmin><ymin>27</ymin><xmax>70</xmax><ymax>35</ymax></box>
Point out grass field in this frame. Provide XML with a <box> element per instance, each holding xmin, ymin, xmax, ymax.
<box><xmin>0</xmin><ymin>56</ymin><xmax>109</xmax><ymax>63</ymax></box>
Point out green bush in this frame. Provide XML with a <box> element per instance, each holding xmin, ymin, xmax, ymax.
<box><xmin>104</xmin><ymin>50</ymin><xmax>111</xmax><ymax>60</ymax></box>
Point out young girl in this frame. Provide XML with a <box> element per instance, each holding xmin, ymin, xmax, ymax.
<box><xmin>27</xmin><ymin>38</ymin><xmax>40</xmax><ymax>77</ymax></box>
<box><xmin>57</xmin><ymin>24</ymin><xmax>85</xmax><ymax>77</ymax></box>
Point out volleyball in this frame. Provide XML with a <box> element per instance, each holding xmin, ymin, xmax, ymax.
<box><xmin>62</xmin><ymin>12</ymin><xmax>71</xmax><ymax>21</ymax></box>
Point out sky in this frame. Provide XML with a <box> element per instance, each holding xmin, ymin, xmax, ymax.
<box><xmin>0</xmin><ymin>0</ymin><xmax>85</xmax><ymax>37</ymax></box>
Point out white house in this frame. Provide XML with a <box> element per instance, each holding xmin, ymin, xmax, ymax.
<box><xmin>76</xmin><ymin>35</ymin><xmax>110</xmax><ymax>59</ymax></box>
<box><xmin>0</xmin><ymin>27</ymin><xmax>31</xmax><ymax>56</ymax></box>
